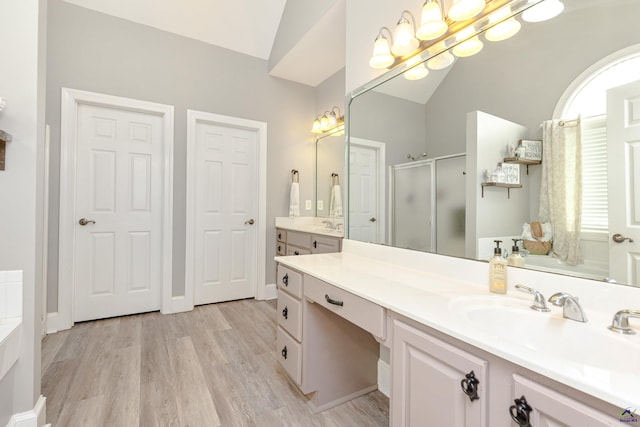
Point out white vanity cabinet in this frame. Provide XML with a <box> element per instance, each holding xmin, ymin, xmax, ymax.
<box><xmin>391</xmin><ymin>317</ymin><xmax>488</xmax><ymax>427</ymax></box>
<box><xmin>509</xmin><ymin>375</ymin><xmax>619</xmax><ymax>427</ymax></box>
<box><xmin>276</xmin><ymin>228</ymin><xmax>342</xmax><ymax>257</ymax></box>
<box><xmin>275</xmin><ymin>263</ymin><xmax>380</xmax><ymax>412</ymax></box>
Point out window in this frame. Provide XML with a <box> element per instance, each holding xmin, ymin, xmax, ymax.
<box><xmin>557</xmin><ymin>45</ymin><xmax>640</xmax><ymax>235</ymax></box>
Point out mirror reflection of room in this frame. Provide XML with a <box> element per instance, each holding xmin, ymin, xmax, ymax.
<box><xmin>348</xmin><ymin>0</ymin><xmax>640</xmax><ymax>286</ymax></box>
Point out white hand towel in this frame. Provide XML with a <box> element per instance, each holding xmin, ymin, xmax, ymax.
<box><xmin>329</xmin><ymin>184</ymin><xmax>343</xmax><ymax>218</ymax></box>
<box><xmin>289</xmin><ymin>182</ymin><xmax>300</xmax><ymax>218</ymax></box>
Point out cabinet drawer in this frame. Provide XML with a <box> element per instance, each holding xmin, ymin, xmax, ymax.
<box><xmin>276</xmin><ymin>242</ymin><xmax>286</xmax><ymax>256</ymax></box>
<box><xmin>311</xmin><ymin>235</ymin><xmax>341</xmax><ymax>254</ymax></box>
<box><xmin>287</xmin><ymin>231</ymin><xmax>312</xmax><ymax>250</ymax></box>
<box><xmin>276</xmin><ymin>229</ymin><xmax>286</xmax><ymax>243</ymax></box>
<box><xmin>277</xmin><ymin>265</ymin><xmax>302</xmax><ymax>299</ymax></box>
<box><xmin>286</xmin><ymin>246</ymin><xmax>311</xmax><ymax>256</ymax></box>
<box><xmin>276</xmin><ymin>326</ymin><xmax>302</xmax><ymax>385</ymax></box>
<box><xmin>304</xmin><ymin>275</ymin><xmax>386</xmax><ymax>340</ymax></box>
<box><xmin>277</xmin><ymin>291</ymin><xmax>302</xmax><ymax>341</ymax></box>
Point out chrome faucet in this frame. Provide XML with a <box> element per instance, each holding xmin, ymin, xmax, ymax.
<box><xmin>608</xmin><ymin>309</ymin><xmax>640</xmax><ymax>334</ymax></box>
<box><xmin>548</xmin><ymin>292</ymin><xmax>588</xmax><ymax>322</ymax></box>
<box><xmin>322</xmin><ymin>220</ymin><xmax>336</xmax><ymax>230</ymax></box>
<box><xmin>515</xmin><ymin>284</ymin><xmax>550</xmax><ymax>312</ymax></box>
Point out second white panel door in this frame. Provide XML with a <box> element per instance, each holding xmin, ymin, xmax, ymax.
<box><xmin>193</xmin><ymin>118</ymin><xmax>257</xmax><ymax>304</ymax></box>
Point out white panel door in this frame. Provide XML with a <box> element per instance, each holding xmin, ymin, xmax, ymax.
<box><xmin>607</xmin><ymin>80</ymin><xmax>640</xmax><ymax>286</ymax></box>
<box><xmin>193</xmin><ymin>120</ymin><xmax>257</xmax><ymax>304</ymax></box>
<box><xmin>349</xmin><ymin>144</ymin><xmax>380</xmax><ymax>243</ymax></box>
<box><xmin>74</xmin><ymin>104</ymin><xmax>163</xmax><ymax>321</ymax></box>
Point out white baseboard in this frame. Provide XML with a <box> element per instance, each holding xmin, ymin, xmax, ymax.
<box><xmin>264</xmin><ymin>283</ymin><xmax>277</xmax><ymax>300</ymax></box>
<box><xmin>378</xmin><ymin>359</ymin><xmax>391</xmax><ymax>398</ymax></box>
<box><xmin>161</xmin><ymin>296</ymin><xmax>194</xmax><ymax>315</ymax></box>
<box><xmin>7</xmin><ymin>395</ymin><xmax>46</xmax><ymax>427</ymax></box>
<box><xmin>45</xmin><ymin>312</ymin><xmax>66</xmax><ymax>334</ymax></box>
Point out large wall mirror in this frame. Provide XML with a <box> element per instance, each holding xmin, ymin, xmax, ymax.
<box><xmin>347</xmin><ymin>0</ymin><xmax>640</xmax><ymax>288</ymax></box>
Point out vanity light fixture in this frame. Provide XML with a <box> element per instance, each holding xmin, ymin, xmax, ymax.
<box><xmin>311</xmin><ymin>115</ymin><xmax>322</xmax><ymax>134</ymax></box>
<box><xmin>452</xmin><ymin>26</ymin><xmax>484</xmax><ymax>57</ymax></box>
<box><xmin>391</xmin><ymin>11</ymin><xmax>420</xmax><ymax>57</ymax></box>
<box><xmin>404</xmin><ymin>55</ymin><xmax>429</xmax><ymax>80</ymax></box>
<box><xmin>369</xmin><ymin>27</ymin><xmax>395</xmax><ymax>69</ymax></box>
<box><xmin>311</xmin><ymin>107</ymin><xmax>344</xmax><ymax>136</ymax></box>
<box><xmin>416</xmin><ymin>0</ymin><xmax>448</xmax><ymax>41</ymax></box>
<box><xmin>426</xmin><ymin>41</ymin><xmax>455</xmax><ymax>70</ymax></box>
<box><xmin>447</xmin><ymin>0</ymin><xmax>486</xmax><ymax>22</ymax></box>
<box><xmin>485</xmin><ymin>6</ymin><xmax>521</xmax><ymax>42</ymax></box>
<box><xmin>522</xmin><ymin>0</ymin><xmax>564</xmax><ymax>22</ymax></box>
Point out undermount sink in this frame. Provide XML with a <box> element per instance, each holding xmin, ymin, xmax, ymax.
<box><xmin>448</xmin><ymin>294</ymin><xmax>640</xmax><ymax>378</ymax></box>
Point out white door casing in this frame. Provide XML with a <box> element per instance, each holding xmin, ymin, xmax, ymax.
<box><xmin>607</xmin><ymin>80</ymin><xmax>640</xmax><ymax>286</ymax></box>
<box><xmin>348</xmin><ymin>138</ymin><xmax>385</xmax><ymax>244</ymax></box>
<box><xmin>57</xmin><ymin>88</ymin><xmax>174</xmax><ymax>330</ymax></box>
<box><xmin>186</xmin><ymin>110</ymin><xmax>267</xmax><ymax>307</ymax></box>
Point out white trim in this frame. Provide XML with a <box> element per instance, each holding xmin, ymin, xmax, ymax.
<box><xmin>185</xmin><ymin>110</ymin><xmax>267</xmax><ymax>306</ymax></box>
<box><xmin>58</xmin><ymin>88</ymin><xmax>174</xmax><ymax>329</ymax></box>
<box><xmin>7</xmin><ymin>395</ymin><xmax>47</xmax><ymax>427</ymax></box>
<box><xmin>348</xmin><ymin>138</ymin><xmax>386</xmax><ymax>244</ymax></box>
<box><xmin>264</xmin><ymin>283</ymin><xmax>278</xmax><ymax>300</ymax></box>
<box><xmin>41</xmin><ymin>125</ymin><xmax>50</xmax><ymax>338</ymax></box>
<box><xmin>45</xmin><ymin>312</ymin><xmax>60</xmax><ymax>334</ymax></box>
<box><xmin>553</xmin><ymin>43</ymin><xmax>640</xmax><ymax>119</ymax></box>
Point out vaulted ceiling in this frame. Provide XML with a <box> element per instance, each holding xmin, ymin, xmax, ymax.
<box><xmin>61</xmin><ymin>0</ymin><xmax>346</xmax><ymax>87</ymax></box>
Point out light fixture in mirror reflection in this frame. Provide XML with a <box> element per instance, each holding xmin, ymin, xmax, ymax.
<box><xmin>347</xmin><ymin>0</ymin><xmax>640</xmax><ymax>288</ymax></box>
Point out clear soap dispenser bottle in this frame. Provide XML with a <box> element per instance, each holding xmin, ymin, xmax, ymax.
<box><xmin>489</xmin><ymin>240</ymin><xmax>507</xmax><ymax>294</ymax></box>
<box><xmin>507</xmin><ymin>239</ymin><xmax>525</xmax><ymax>267</ymax></box>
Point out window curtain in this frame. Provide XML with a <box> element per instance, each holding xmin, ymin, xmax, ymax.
<box><xmin>538</xmin><ymin>119</ymin><xmax>583</xmax><ymax>265</ymax></box>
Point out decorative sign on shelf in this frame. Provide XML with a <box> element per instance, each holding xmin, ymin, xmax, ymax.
<box><xmin>518</xmin><ymin>139</ymin><xmax>542</xmax><ymax>161</ymax></box>
<box><xmin>500</xmin><ymin>163</ymin><xmax>520</xmax><ymax>184</ymax></box>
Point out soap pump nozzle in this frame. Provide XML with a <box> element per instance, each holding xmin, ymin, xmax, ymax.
<box><xmin>511</xmin><ymin>238</ymin><xmax>522</xmax><ymax>253</ymax></box>
<box><xmin>493</xmin><ymin>240</ymin><xmax>503</xmax><ymax>255</ymax></box>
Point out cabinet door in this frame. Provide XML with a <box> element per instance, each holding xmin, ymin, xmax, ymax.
<box><xmin>311</xmin><ymin>235</ymin><xmax>342</xmax><ymax>254</ymax></box>
<box><xmin>392</xmin><ymin>319</ymin><xmax>488</xmax><ymax>427</ymax></box>
<box><xmin>511</xmin><ymin>375</ymin><xmax>619</xmax><ymax>427</ymax></box>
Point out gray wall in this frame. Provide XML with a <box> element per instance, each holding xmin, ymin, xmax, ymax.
<box><xmin>424</xmin><ymin>0</ymin><xmax>640</xmax><ymax>156</ymax></box>
<box><xmin>46</xmin><ymin>0</ymin><xmax>318</xmax><ymax>309</ymax></box>
<box><xmin>0</xmin><ymin>0</ymin><xmax>44</xmax><ymax>423</ymax></box>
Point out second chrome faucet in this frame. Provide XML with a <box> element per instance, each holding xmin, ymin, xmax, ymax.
<box><xmin>548</xmin><ymin>292</ymin><xmax>588</xmax><ymax>323</ymax></box>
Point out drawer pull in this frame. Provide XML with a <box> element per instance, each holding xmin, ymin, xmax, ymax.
<box><xmin>294</xmin><ymin>251</ymin><xmax>300</xmax><ymax>255</ymax></box>
<box><xmin>313</xmin><ymin>240</ymin><xmax>317</xmax><ymax>248</ymax></box>
<box><xmin>282</xmin><ymin>306</ymin><xmax>288</xmax><ymax>319</ymax></box>
<box><xmin>325</xmin><ymin>294</ymin><xmax>344</xmax><ymax>307</ymax></box>
<box><xmin>281</xmin><ymin>346</ymin><xmax>288</xmax><ymax>360</ymax></box>
<box><xmin>278</xmin><ymin>245</ymin><xmax>281</xmax><ymax>252</ymax></box>
<box><xmin>460</xmin><ymin>370</ymin><xmax>480</xmax><ymax>401</ymax></box>
<box><xmin>282</xmin><ymin>273</ymin><xmax>288</xmax><ymax>286</ymax></box>
<box><xmin>278</xmin><ymin>232</ymin><xmax>282</xmax><ymax>240</ymax></box>
<box><xmin>509</xmin><ymin>396</ymin><xmax>532</xmax><ymax>427</ymax></box>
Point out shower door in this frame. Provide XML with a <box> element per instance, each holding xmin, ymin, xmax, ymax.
<box><xmin>390</xmin><ymin>160</ymin><xmax>435</xmax><ymax>251</ymax></box>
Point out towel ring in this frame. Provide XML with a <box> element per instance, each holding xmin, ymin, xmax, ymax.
<box><xmin>291</xmin><ymin>169</ymin><xmax>299</xmax><ymax>183</ymax></box>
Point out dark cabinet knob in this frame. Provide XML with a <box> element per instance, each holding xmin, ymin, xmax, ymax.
<box><xmin>509</xmin><ymin>396</ymin><xmax>532</xmax><ymax>427</ymax></box>
<box><xmin>282</xmin><ymin>306</ymin><xmax>288</xmax><ymax>319</ymax></box>
<box><xmin>294</xmin><ymin>251</ymin><xmax>300</xmax><ymax>255</ymax></box>
<box><xmin>278</xmin><ymin>232</ymin><xmax>282</xmax><ymax>240</ymax></box>
<box><xmin>460</xmin><ymin>371</ymin><xmax>480</xmax><ymax>402</ymax></box>
<box><xmin>313</xmin><ymin>241</ymin><xmax>317</xmax><ymax>249</ymax></box>
<box><xmin>277</xmin><ymin>245</ymin><xmax>281</xmax><ymax>252</ymax></box>
<box><xmin>281</xmin><ymin>346</ymin><xmax>288</xmax><ymax>360</ymax></box>
<box><xmin>282</xmin><ymin>273</ymin><xmax>288</xmax><ymax>286</ymax></box>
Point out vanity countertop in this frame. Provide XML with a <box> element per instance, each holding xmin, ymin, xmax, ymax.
<box><xmin>275</xmin><ymin>241</ymin><xmax>640</xmax><ymax>409</ymax></box>
<box><xmin>275</xmin><ymin>216</ymin><xmax>344</xmax><ymax>238</ymax></box>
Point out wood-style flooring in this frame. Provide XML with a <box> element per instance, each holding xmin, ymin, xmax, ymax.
<box><xmin>42</xmin><ymin>299</ymin><xmax>389</xmax><ymax>427</ymax></box>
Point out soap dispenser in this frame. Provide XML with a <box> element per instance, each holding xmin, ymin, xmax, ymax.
<box><xmin>489</xmin><ymin>240</ymin><xmax>507</xmax><ymax>294</ymax></box>
<box><xmin>507</xmin><ymin>239</ymin><xmax>525</xmax><ymax>267</ymax></box>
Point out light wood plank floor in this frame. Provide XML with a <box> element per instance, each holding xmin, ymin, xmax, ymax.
<box><xmin>42</xmin><ymin>299</ymin><xmax>389</xmax><ymax>427</ymax></box>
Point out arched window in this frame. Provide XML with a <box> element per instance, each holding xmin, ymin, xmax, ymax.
<box><xmin>554</xmin><ymin>44</ymin><xmax>640</xmax><ymax>234</ymax></box>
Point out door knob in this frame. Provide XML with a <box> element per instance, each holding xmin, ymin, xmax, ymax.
<box><xmin>78</xmin><ymin>218</ymin><xmax>96</xmax><ymax>226</ymax></box>
<box><xmin>369</xmin><ymin>217</ymin><xmax>377</xmax><ymax>223</ymax></box>
<box><xmin>612</xmin><ymin>233</ymin><xmax>634</xmax><ymax>243</ymax></box>
<box><xmin>245</xmin><ymin>219</ymin><xmax>255</xmax><ymax>225</ymax></box>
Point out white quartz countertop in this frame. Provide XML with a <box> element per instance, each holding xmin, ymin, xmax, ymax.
<box><xmin>275</xmin><ymin>250</ymin><xmax>640</xmax><ymax>409</ymax></box>
<box><xmin>275</xmin><ymin>217</ymin><xmax>344</xmax><ymax>238</ymax></box>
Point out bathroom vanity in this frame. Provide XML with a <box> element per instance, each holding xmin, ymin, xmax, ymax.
<box><xmin>275</xmin><ymin>240</ymin><xmax>639</xmax><ymax>426</ymax></box>
<box><xmin>275</xmin><ymin>217</ymin><xmax>343</xmax><ymax>256</ymax></box>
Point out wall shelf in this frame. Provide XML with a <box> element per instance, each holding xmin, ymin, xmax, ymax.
<box><xmin>481</xmin><ymin>182</ymin><xmax>522</xmax><ymax>199</ymax></box>
<box><xmin>503</xmin><ymin>157</ymin><xmax>541</xmax><ymax>174</ymax></box>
